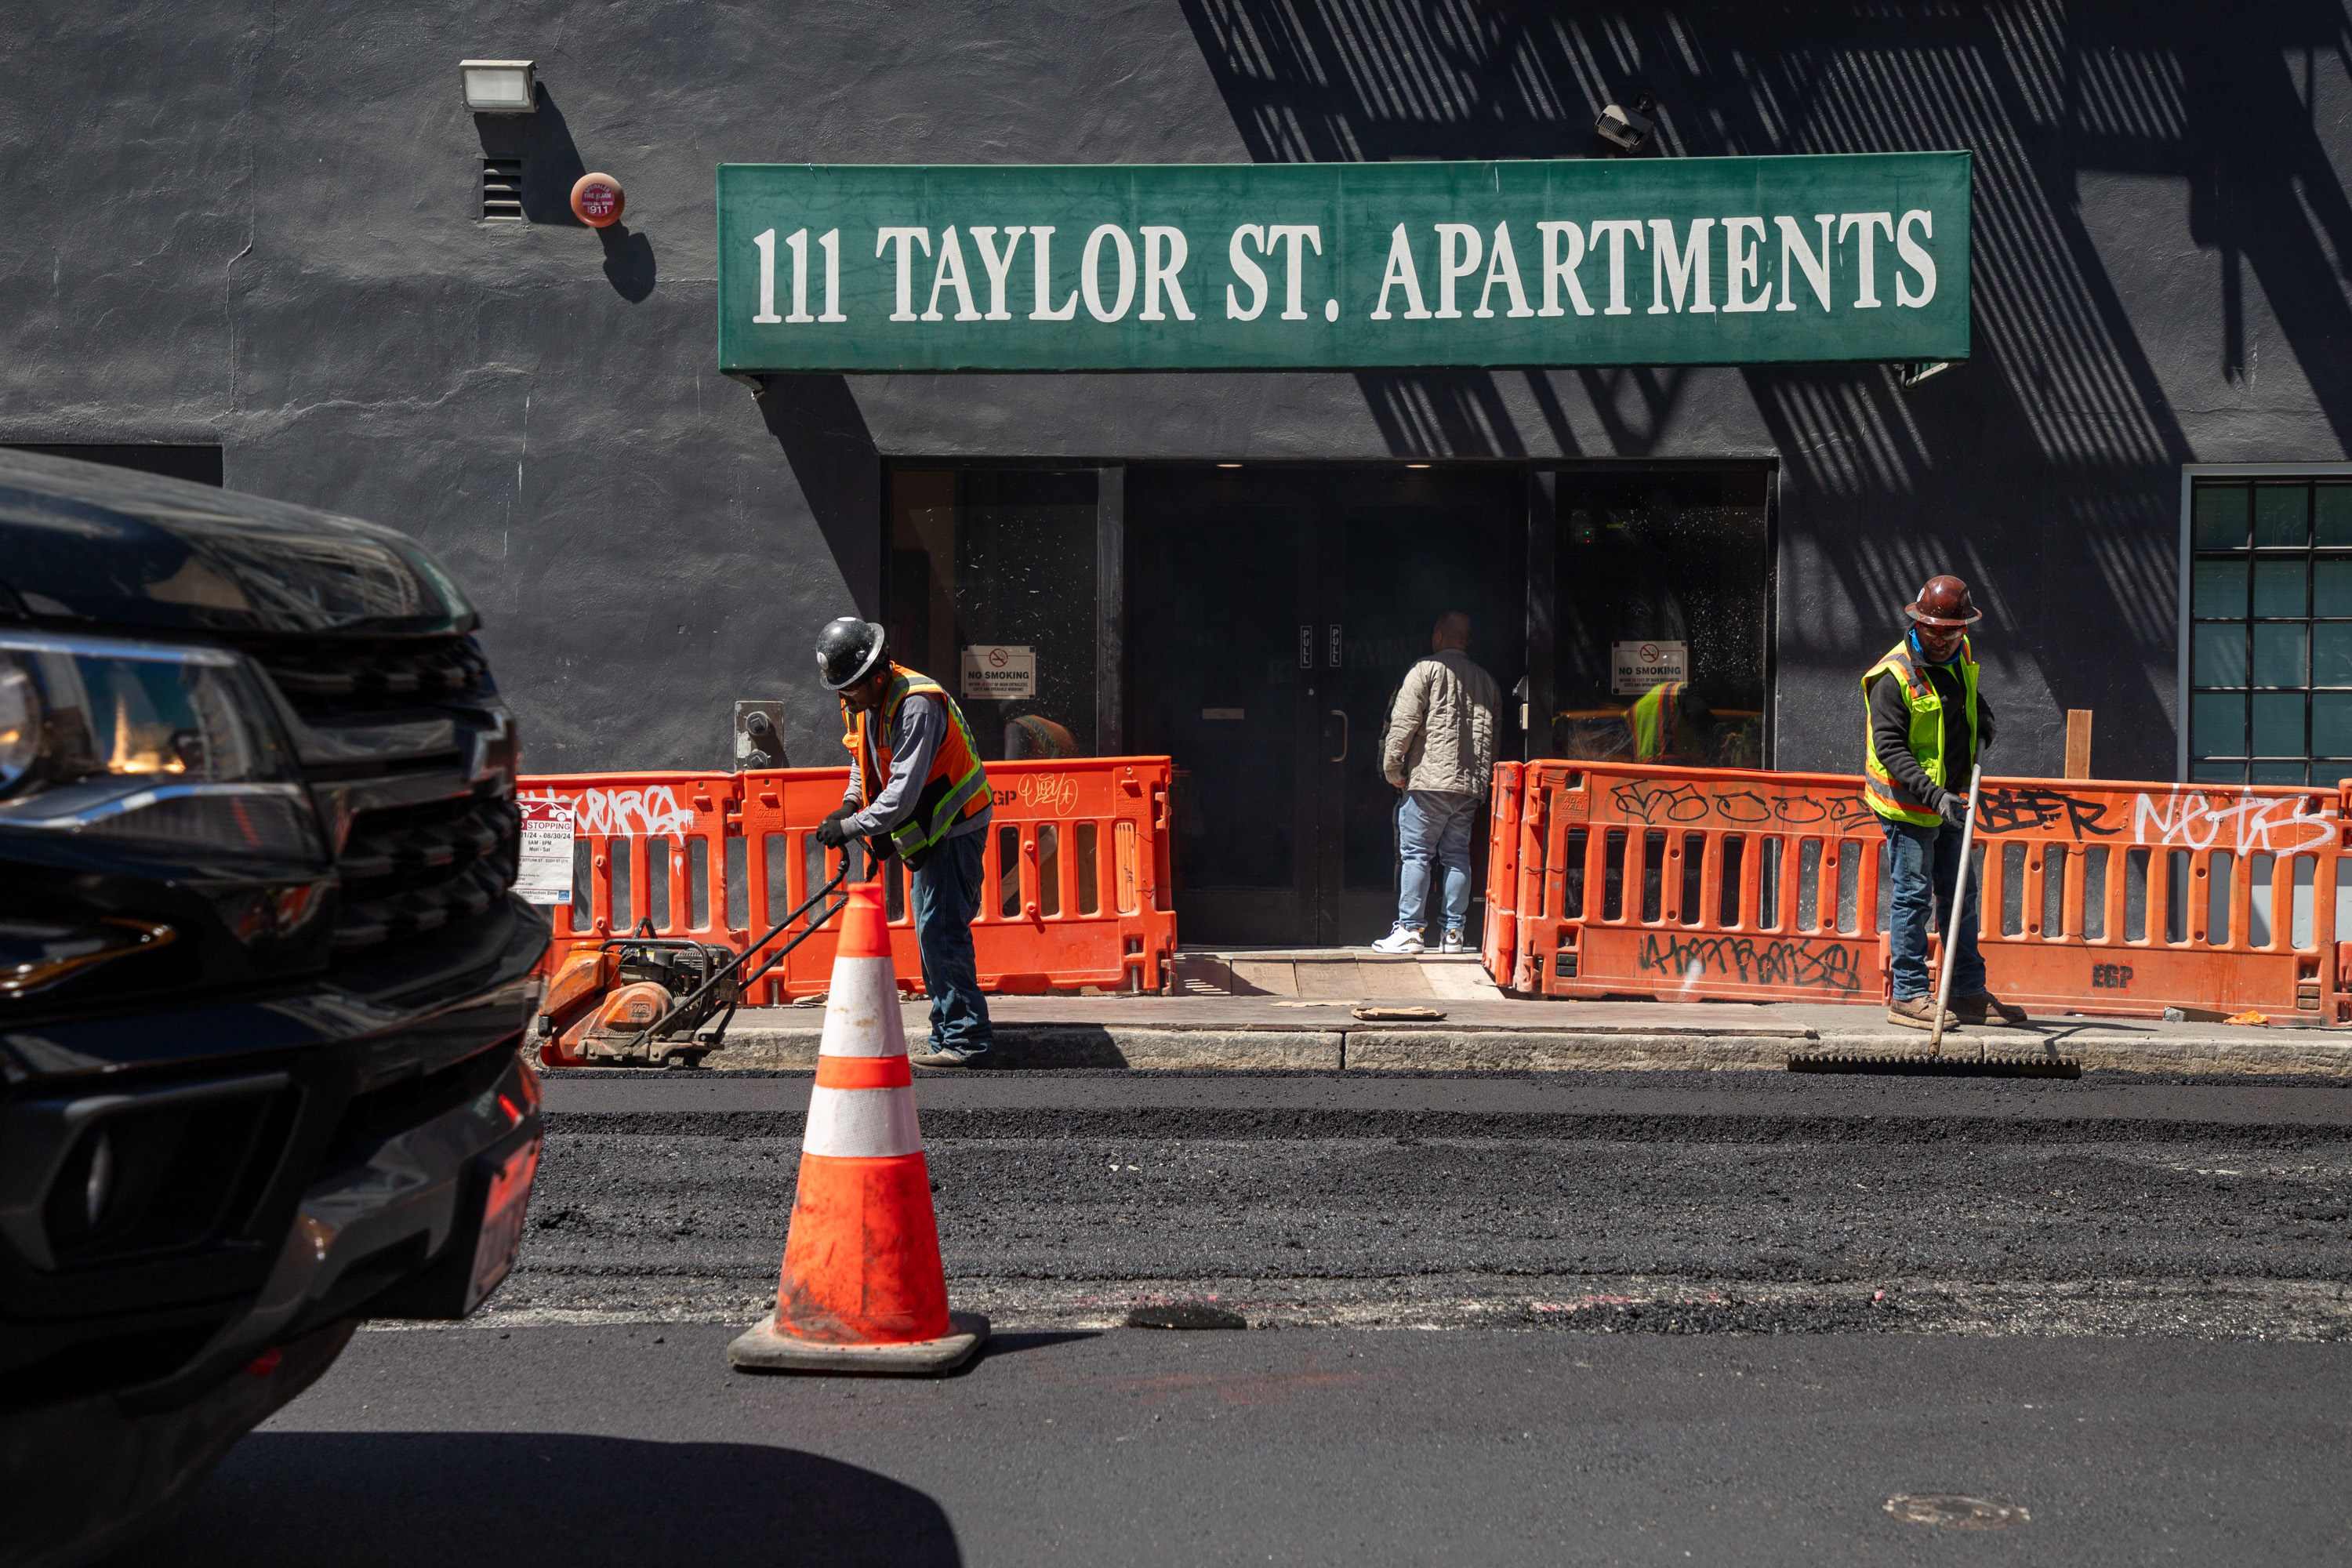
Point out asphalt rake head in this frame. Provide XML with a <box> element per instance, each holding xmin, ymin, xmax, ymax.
<box><xmin>1786</xmin><ymin>1050</ymin><xmax>2082</xmax><ymax>1080</ymax></box>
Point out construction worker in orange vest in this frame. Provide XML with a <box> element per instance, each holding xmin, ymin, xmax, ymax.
<box><xmin>1630</xmin><ymin>680</ymin><xmax>1713</xmax><ymax>764</ymax></box>
<box><xmin>813</xmin><ymin>617</ymin><xmax>996</xmax><ymax>1068</ymax></box>
<box><xmin>1863</xmin><ymin>576</ymin><xmax>2027</xmax><ymax>1031</ymax></box>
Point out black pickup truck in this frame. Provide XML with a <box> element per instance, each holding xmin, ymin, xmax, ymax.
<box><xmin>0</xmin><ymin>450</ymin><xmax>547</xmax><ymax>1566</ymax></box>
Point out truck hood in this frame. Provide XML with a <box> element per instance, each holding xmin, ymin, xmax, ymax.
<box><xmin>0</xmin><ymin>448</ymin><xmax>476</xmax><ymax>636</ymax></box>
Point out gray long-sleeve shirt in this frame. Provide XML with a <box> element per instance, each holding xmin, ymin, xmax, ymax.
<box><xmin>839</xmin><ymin>691</ymin><xmax>993</xmax><ymax>842</ymax></box>
<box><xmin>1867</xmin><ymin>661</ymin><xmax>1996</xmax><ymax>808</ymax></box>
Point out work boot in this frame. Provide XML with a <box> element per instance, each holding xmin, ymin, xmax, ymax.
<box><xmin>1370</xmin><ymin>927</ymin><xmax>1425</xmax><ymax>955</ymax></box>
<box><xmin>1953</xmin><ymin>992</ymin><xmax>2030</xmax><ymax>1027</ymax></box>
<box><xmin>1886</xmin><ymin>996</ymin><xmax>1957</xmax><ymax>1031</ymax></box>
<box><xmin>911</xmin><ymin>1044</ymin><xmax>993</xmax><ymax>1069</ymax></box>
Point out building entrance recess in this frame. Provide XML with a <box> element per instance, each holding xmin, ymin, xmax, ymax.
<box><xmin>1129</xmin><ymin>465</ymin><xmax>1527</xmax><ymax>948</ymax></box>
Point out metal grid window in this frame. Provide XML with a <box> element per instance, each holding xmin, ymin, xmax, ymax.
<box><xmin>2188</xmin><ymin>477</ymin><xmax>2352</xmax><ymax>786</ymax></box>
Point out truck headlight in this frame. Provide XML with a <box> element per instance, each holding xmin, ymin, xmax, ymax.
<box><xmin>0</xmin><ymin>632</ymin><xmax>319</xmax><ymax>858</ymax></box>
<box><xmin>0</xmin><ymin>657</ymin><xmax>35</xmax><ymax>789</ymax></box>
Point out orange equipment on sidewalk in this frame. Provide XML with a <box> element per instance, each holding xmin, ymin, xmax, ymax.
<box><xmin>537</xmin><ymin>931</ymin><xmax>742</xmax><ymax>1068</ymax></box>
<box><xmin>725</xmin><ymin>879</ymin><xmax>989</xmax><ymax>1375</ymax></box>
<box><xmin>1487</xmin><ymin>758</ymin><xmax>2352</xmax><ymax>1025</ymax></box>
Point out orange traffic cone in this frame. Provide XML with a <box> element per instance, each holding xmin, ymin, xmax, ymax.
<box><xmin>727</xmin><ymin>877</ymin><xmax>989</xmax><ymax>1374</ymax></box>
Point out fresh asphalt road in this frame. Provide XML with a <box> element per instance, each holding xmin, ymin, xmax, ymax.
<box><xmin>113</xmin><ymin>1069</ymin><xmax>2352</xmax><ymax>1565</ymax></box>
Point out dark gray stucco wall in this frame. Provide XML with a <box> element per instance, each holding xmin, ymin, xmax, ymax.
<box><xmin>5</xmin><ymin>2</ymin><xmax>2350</xmax><ymax>782</ymax></box>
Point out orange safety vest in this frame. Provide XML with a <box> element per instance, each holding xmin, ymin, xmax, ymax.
<box><xmin>844</xmin><ymin>664</ymin><xmax>990</xmax><ymax>859</ymax></box>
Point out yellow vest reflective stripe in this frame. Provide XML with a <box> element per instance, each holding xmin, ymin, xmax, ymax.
<box><xmin>1632</xmin><ymin>681</ymin><xmax>1685</xmax><ymax>763</ymax></box>
<box><xmin>1861</xmin><ymin>637</ymin><xmax>1978</xmax><ymax>827</ymax></box>
<box><xmin>848</xmin><ymin>665</ymin><xmax>991</xmax><ymax>855</ymax></box>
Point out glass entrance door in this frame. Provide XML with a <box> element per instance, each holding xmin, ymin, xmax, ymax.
<box><xmin>1131</xmin><ymin>466</ymin><xmax>1526</xmax><ymax>947</ymax></box>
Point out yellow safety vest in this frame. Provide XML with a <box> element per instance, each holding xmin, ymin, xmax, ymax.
<box><xmin>1632</xmin><ymin>681</ymin><xmax>1699</xmax><ymax>764</ymax></box>
<box><xmin>1861</xmin><ymin>637</ymin><xmax>1978</xmax><ymax>827</ymax></box>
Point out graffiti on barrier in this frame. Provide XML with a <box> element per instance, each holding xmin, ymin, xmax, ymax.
<box><xmin>995</xmin><ymin>772</ymin><xmax>1081</xmax><ymax>814</ymax></box>
<box><xmin>1600</xmin><ymin>775</ymin><xmax>2336</xmax><ymax>856</ymax></box>
<box><xmin>1609</xmin><ymin>780</ymin><xmax>1714</xmax><ymax>823</ymax></box>
<box><xmin>1715</xmin><ymin>788</ymin><xmax>1876</xmax><ymax>831</ymax></box>
<box><xmin>1635</xmin><ymin>931</ymin><xmax>1866</xmax><ymax>994</ymax></box>
<box><xmin>528</xmin><ymin>786</ymin><xmax>696</xmax><ymax>839</ymax></box>
<box><xmin>1975</xmin><ymin>786</ymin><xmax>2121</xmax><ymax>840</ymax></box>
<box><xmin>2132</xmin><ymin>789</ymin><xmax>2333</xmax><ymax>855</ymax></box>
<box><xmin>1610</xmin><ymin>779</ymin><xmax>1873</xmax><ymax>833</ymax></box>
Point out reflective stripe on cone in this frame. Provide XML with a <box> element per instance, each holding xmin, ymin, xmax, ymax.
<box><xmin>818</xmin><ymin>956</ymin><xmax>905</xmax><ymax>1057</ymax></box>
<box><xmin>804</xmin><ymin>1083</ymin><xmax>923</xmax><ymax>1158</ymax></box>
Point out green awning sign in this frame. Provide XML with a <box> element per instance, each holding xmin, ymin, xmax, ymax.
<box><xmin>716</xmin><ymin>154</ymin><xmax>1969</xmax><ymax>374</ymax></box>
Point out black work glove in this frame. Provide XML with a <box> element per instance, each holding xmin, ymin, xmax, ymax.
<box><xmin>815</xmin><ymin>811</ymin><xmax>852</xmax><ymax>849</ymax></box>
<box><xmin>1937</xmin><ymin>789</ymin><xmax>1971</xmax><ymax>829</ymax></box>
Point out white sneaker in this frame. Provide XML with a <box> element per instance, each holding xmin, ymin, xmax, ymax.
<box><xmin>1439</xmin><ymin>931</ymin><xmax>1466</xmax><ymax>953</ymax></box>
<box><xmin>1370</xmin><ymin>928</ymin><xmax>1425</xmax><ymax>955</ymax></box>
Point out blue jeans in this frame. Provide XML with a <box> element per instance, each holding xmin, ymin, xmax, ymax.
<box><xmin>1395</xmin><ymin>789</ymin><xmax>1480</xmax><ymax>937</ymax></box>
<box><xmin>1881</xmin><ymin>818</ymin><xmax>1986</xmax><ymax>1001</ymax></box>
<box><xmin>913</xmin><ymin>829</ymin><xmax>993</xmax><ymax>1054</ymax></box>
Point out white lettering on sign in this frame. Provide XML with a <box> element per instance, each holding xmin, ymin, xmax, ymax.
<box><xmin>756</xmin><ymin>216</ymin><xmax>1944</xmax><ymax>331</ymax></box>
<box><xmin>515</xmin><ymin>796</ymin><xmax>575</xmax><ymax>904</ymax></box>
<box><xmin>961</xmin><ymin>644</ymin><xmax>1037</xmax><ymax>700</ymax></box>
<box><xmin>1611</xmin><ymin>640</ymin><xmax>1689</xmax><ymax>698</ymax></box>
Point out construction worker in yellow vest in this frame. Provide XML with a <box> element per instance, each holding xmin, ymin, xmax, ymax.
<box><xmin>1630</xmin><ymin>680</ymin><xmax>1712</xmax><ymax>764</ymax></box>
<box><xmin>1862</xmin><ymin>576</ymin><xmax>2027</xmax><ymax>1032</ymax></box>
<box><xmin>812</xmin><ymin>617</ymin><xmax>996</xmax><ymax>1068</ymax></box>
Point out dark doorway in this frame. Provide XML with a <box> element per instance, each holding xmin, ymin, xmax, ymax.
<box><xmin>1548</xmin><ymin>467</ymin><xmax>1773</xmax><ymax>768</ymax></box>
<box><xmin>886</xmin><ymin>467</ymin><xmax>1109</xmax><ymax>761</ymax></box>
<box><xmin>1130</xmin><ymin>465</ymin><xmax>1526</xmax><ymax>946</ymax></box>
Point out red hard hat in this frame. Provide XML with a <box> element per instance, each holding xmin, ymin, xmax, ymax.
<box><xmin>1904</xmin><ymin>575</ymin><xmax>1982</xmax><ymax>630</ymax></box>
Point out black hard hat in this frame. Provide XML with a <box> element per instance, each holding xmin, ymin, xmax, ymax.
<box><xmin>815</xmin><ymin>617</ymin><xmax>888</xmax><ymax>691</ymax></box>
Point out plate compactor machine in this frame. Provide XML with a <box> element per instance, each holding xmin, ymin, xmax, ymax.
<box><xmin>538</xmin><ymin>931</ymin><xmax>744</xmax><ymax>1068</ymax></box>
<box><xmin>535</xmin><ymin>853</ymin><xmax>859</xmax><ymax>1069</ymax></box>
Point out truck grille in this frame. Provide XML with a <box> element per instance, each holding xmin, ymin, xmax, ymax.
<box><xmin>333</xmin><ymin>791</ymin><xmax>519</xmax><ymax>951</ymax></box>
<box><xmin>242</xmin><ymin>635</ymin><xmax>492</xmax><ymax>722</ymax></box>
<box><xmin>233</xmin><ymin>634</ymin><xmax>520</xmax><ymax>958</ymax></box>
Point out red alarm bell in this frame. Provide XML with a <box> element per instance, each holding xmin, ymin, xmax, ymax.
<box><xmin>570</xmin><ymin>172</ymin><xmax>624</xmax><ymax>227</ymax></box>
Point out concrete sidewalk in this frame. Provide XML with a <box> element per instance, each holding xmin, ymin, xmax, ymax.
<box><xmin>655</xmin><ymin>981</ymin><xmax>2352</xmax><ymax>1078</ymax></box>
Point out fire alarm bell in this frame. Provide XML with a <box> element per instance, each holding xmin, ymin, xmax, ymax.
<box><xmin>571</xmin><ymin>173</ymin><xmax>624</xmax><ymax>227</ymax></box>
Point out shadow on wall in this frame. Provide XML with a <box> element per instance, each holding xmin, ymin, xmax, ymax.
<box><xmin>94</xmin><ymin>1431</ymin><xmax>962</xmax><ymax>1566</ymax></box>
<box><xmin>1179</xmin><ymin>0</ymin><xmax>2352</xmax><ymax>776</ymax></box>
<box><xmin>474</xmin><ymin>84</ymin><xmax>656</xmax><ymax>302</ymax></box>
<box><xmin>755</xmin><ymin>376</ymin><xmax>884</xmax><ymax>622</ymax></box>
<box><xmin>753</xmin><ymin>374</ymin><xmax>884</xmax><ymax>763</ymax></box>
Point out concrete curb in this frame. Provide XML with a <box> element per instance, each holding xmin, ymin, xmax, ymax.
<box><xmin>1343</xmin><ymin>1031</ymin><xmax>1798</xmax><ymax>1072</ymax></box>
<box><xmin>704</xmin><ymin>1025</ymin><xmax>1348</xmax><ymax>1071</ymax></box>
<box><xmin>676</xmin><ymin>1020</ymin><xmax>2352</xmax><ymax>1076</ymax></box>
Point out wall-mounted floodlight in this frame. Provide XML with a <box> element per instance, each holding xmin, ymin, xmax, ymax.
<box><xmin>462</xmin><ymin>60</ymin><xmax>536</xmax><ymax>114</ymax></box>
<box><xmin>1594</xmin><ymin>94</ymin><xmax>1656</xmax><ymax>154</ymax></box>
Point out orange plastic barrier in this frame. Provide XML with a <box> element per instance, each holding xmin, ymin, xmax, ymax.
<box><xmin>522</xmin><ymin>757</ymin><xmax>1178</xmax><ymax>1003</ymax></box>
<box><xmin>1481</xmin><ymin>761</ymin><xmax>1523</xmax><ymax>990</ymax></box>
<box><xmin>1487</xmin><ymin>760</ymin><xmax>2352</xmax><ymax>1023</ymax></box>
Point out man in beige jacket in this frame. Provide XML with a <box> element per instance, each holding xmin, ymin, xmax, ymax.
<box><xmin>1372</xmin><ymin>612</ymin><xmax>1501</xmax><ymax>954</ymax></box>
